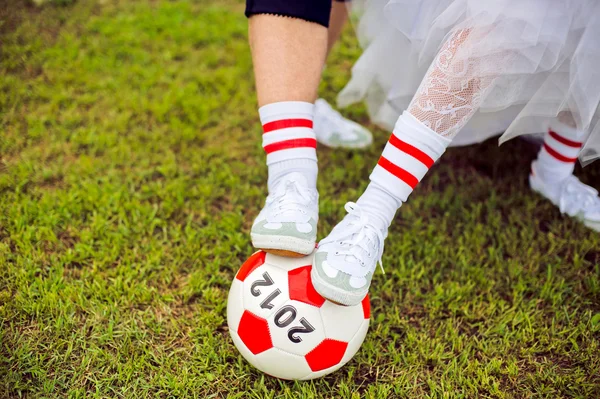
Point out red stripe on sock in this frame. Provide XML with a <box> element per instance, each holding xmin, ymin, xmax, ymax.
<box><xmin>263</xmin><ymin>119</ymin><xmax>313</xmax><ymax>133</ymax></box>
<box><xmin>377</xmin><ymin>156</ymin><xmax>418</xmax><ymax>188</ymax></box>
<box><xmin>388</xmin><ymin>134</ymin><xmax>435</xmax><ymax>168</ymax></box>
<box><xmin>264</xmin><ymin>138</ymin><xmax>317</xmax><ymax>154</ymax></box>
<box><xmin>543</xmin><ymin>143</ymin><xmax>578</xmax><ymax>163</ymax></box>
<box><xmin>548</xmin><ymin>130</ymin><xmax>583</xmax><ymax>148</ymax></box>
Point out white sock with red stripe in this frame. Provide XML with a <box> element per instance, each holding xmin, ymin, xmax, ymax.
<box><xmin>259</xmin><ymin>101</ymin><xmax>318</xmax><ymax>192</ymax></box>
<box><xmin>358</xmin><ymin>111</ymin><xmax>451</xmax><ymax>230</ymax></box>
<box><xmin>535</xmin><ymin>120</ymin><xmax>587</xmax><ymax>184</ymax></box>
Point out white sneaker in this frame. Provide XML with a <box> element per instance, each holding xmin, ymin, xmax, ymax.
<box><xmin>311</xmin><ymin>202</ymin><xmax>385</xmax><ymax>305</ymax></box>
<box><xmin>251</xmin><ymin>173</ymin><xmax>319</xmax><ymax>257</ymax></box>
<box><xmin>313</xmin><ymin>99</ymin><xmax>373</xmax><ymax>149</ymax></box>
<box><xmin>530</xmin><ymin>161</ymin><xmax>600</xmax><ymax>232</ymax></box>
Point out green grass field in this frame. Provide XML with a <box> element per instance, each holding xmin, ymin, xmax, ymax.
<box><xmin>1</xmin><ymin>1</ymin><xmax>599</xmax><ymax>397</ymax></box>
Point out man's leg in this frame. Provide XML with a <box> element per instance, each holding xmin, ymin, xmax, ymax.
<box><xmin>245</xmin><ymin>4</ymin><xmax>330</xmax><ymax>257</ymax></box>
<box><xmin>326</xmin><ymin>0</ymin><xmax>349</xmax><ymax>56</ymax></box>
<box><xmin>249</xmin><ymin>14</ymin><xmax>328</xmax><ymax>106</ymax></box>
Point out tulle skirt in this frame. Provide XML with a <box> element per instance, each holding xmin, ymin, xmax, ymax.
<box><xmin>338</xmin><ymin>0</ymin><xmax>600</xmax><ymax>164</ymax></box>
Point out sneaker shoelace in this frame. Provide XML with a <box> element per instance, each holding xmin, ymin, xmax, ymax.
<box><xmin>321</xmin><ymin>202</ymin><xmax>385</xmax><ymax>275</ymax></box>
<box><xmin>558</xmin><ymin>176</ymin><xmax>600</xmax><ymax>217</ymax></box>
<box><xmin>267</xmin><ymin>179</ymin><xmax>314</xmax><ymax>219</ymax></box>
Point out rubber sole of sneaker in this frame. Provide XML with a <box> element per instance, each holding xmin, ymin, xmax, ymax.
<box><xmin>261</xmin><ymin>249</ymin><xmax>307</xmax><ymax>258</ymax></box>
<box><xmin>251</xmin><ymin>234</ymin><xmax>315</xmax><ymax>258</ymax></box>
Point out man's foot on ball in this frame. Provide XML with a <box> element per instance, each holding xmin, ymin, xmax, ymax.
<box><xmin>313</xmin><ymin>99</ymin><xmax>373</xmax><ymax>149</ymax></box>
<box><xmin>311</xmin><ymin>202</ymin><xmax>385</xmax><ymax>306</ymax></box>
<box><xmin>530</xmin><ymin>161</ymin><xmax>600</xmax><ymax>232</ymax></box>
<box><xmin>251</xmin><ymin>172</ymin><xmax>318</xmax><ymax>257</ymax></box>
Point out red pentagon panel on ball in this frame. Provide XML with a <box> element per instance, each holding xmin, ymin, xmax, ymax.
<box><xmin>305</xmin><ymin>339</ymin><xmax>348</xmax><ymax>372</ymax></box>
<box><xmin>237</xmin><ymin>310</ymin><xmax>273</xmax><ymax>354</ymax></box>
<box><xmin>236</xmin><ymin>251</ymin><xmax>266</xmax><ymax>282</ymax></box>
<box><xmin>361</xmin><ymin>295</ymin><xmax>370</xmax><ymax>319</ymax></box>
<box><xmin>288</xmin><ymin>265</ymin><xmax>326</xmax><ymax>308</ymax></box>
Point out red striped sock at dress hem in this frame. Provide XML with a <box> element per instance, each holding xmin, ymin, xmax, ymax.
<box><xmin>535</xmin><ymin>123</ymin><xmax>585</xmax><ymax>181</ymax></box>
<box><xmin>548</xmin><ymin>130</ymin><xmax>583</xmax><ymax>148</ymax></box>
<box><xmin>542</xmin><ymin>143</ymin><xmax>579</xmax><ymax>163</ymax></box>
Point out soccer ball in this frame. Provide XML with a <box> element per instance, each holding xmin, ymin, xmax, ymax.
<box><xmin>227</xmin><ymin>250</ymin><xmax>370</xmax><ymax>380</ymax></box>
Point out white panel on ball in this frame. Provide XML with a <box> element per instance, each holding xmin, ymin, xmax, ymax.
<box><xmin>267</xmin><ymin>300</ymin><xmax>325</xmax><ymax>356</ymax></box>
<box><xmin>242</xmin><ymin>264</ymin><xmax>290</xmax><ymax>319</ymax></box>
<box><xmin>255</xmin><ymin>348</ymin><xmax>312</xmax><ymax>380</ymax></box>
<box><xmin>342</xmin><ymin>319</ymin><xmax>370</xmax><ymax>364</ymax></box>
<box><xmin>320</xmin><ymin>300</ymin><xmax>365</xmax><ymax>342</ymax></box>
<box><xmin>227</xmin><ymin>279</ymin><xmax>245</xmax><ymax>333</ymax></box>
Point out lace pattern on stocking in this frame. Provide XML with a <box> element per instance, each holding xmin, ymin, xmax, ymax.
<box><xmin>408</xmin><ymin>29</ymin><xmax>504</xmax><ymax>138</ymax></box>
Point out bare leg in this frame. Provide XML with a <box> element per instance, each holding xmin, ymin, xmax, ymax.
<box><xmin>326</xmin><ymin>1</ymin><xmax>349</xmax><ymax>56</ymax></box>
<box><xmin>249</xmin><ymin>14</ymin><xmax>328</xmax><ymax>106</ymax></box>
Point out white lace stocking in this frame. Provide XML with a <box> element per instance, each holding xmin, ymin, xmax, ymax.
<box><xmin>408</xmin><ymin>29</ymin><xmax>502</xmax><ymax>138</ymax></box>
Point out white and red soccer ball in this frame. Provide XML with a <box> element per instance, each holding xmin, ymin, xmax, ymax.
<box><xmin>227</xmin><ymin>250</ymin><xmax>370</xmax><ymax>380</ymax></box>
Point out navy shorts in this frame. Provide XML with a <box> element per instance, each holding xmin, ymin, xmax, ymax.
<box><xmin>245</xmin><ymin>0</ymin><xmax>337</xmax><ymax>28</ymax></box>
